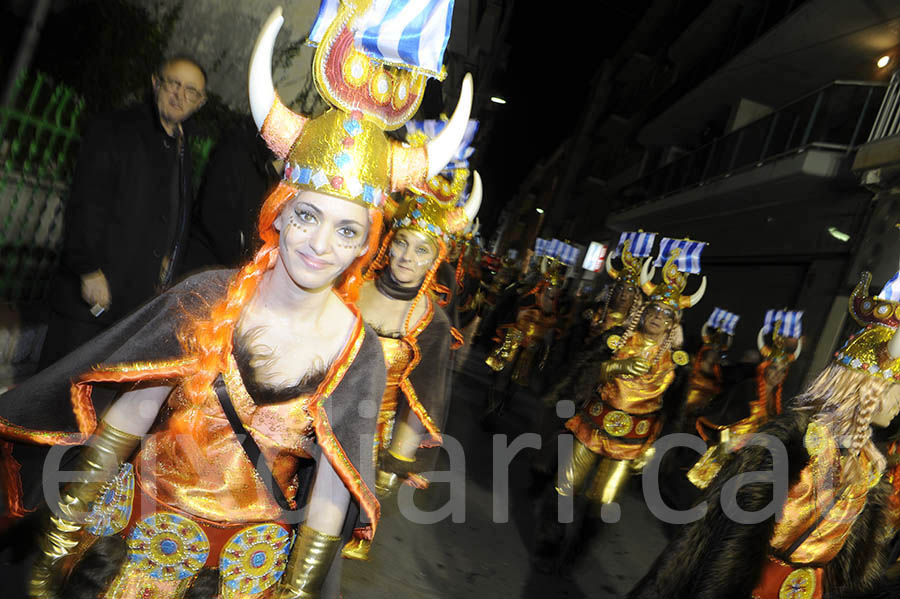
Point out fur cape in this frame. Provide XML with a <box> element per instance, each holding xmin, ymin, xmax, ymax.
<box><xmin>628</xmin><ymin>410</ymin><xmax>895</xmax><ymax>599</ymax></box>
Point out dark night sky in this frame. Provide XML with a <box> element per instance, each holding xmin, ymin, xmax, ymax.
<box><xmin>475</xmin><ymin>1</ymin><xmax>648</xmax><ymax>228</ymax></box>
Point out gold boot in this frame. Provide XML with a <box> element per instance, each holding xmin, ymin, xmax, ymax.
<box><xmin>275</xmin><ymin>525</ymin><xmax>342</xmax><ymax>599</ymax></box>
<box><xmin>556</xmin><ymin>439</ymin><xmax>598</xmax><ymax>497</ymax></box>
<box><xmin>28</xmin><ymin>422</ymin><xmax>140</xmax><ymax>599</ymax></box>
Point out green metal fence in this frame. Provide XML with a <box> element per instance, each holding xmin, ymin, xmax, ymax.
<box><xmin>0</xmin><ymin>71</ymin><xmax>84</xmax><ymax>303</ymax></box>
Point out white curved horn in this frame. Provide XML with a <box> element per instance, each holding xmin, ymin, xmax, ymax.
<box><xmin>685</xmin><ymin>275</ymin><xmax>707</xmax><ymax>308</ymax></box>
<box><xmin>757</xmin><ymin>327</ymin><xmax>766</xmax><ymax>354</ymax></box>
<box><xmin>640</xmin><ymin>257</ymin><xmax>655</xmax><ymax>286</ymax></box>
<box><xmin>793</xmin><ymin>337</ymin><xmax>803</xmax><ymax>360</ymax></box>
<box><xmin>249</xmin><ymin>7</ymin><xmax>284</xmax><ymax>130</ymax></box>
<box><xmin>464</xmin><ymin>171</ymin><xmax>483</xmax><ymax>222</ymax></box>
<box><xmin>426</xmin><ymin>73</ymin><xmax>474</xmax><ymax>178</ymax></box>
<box><xmin>889</xmin><ymin>328</ymin><xmax>900</xmax><ymax>359</ymax></box>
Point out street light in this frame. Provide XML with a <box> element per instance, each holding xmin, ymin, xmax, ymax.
<box><xmin>827</xmin><ymin>226</ymin><xmax>850</xmax><ymax>242</ymax></box>
<box><xmin>490</xmin><ymin>96</ymin><xmax>507</xmax><ymax>105</ymax></box>
<box><xmin>535</xmin><ymin>208</ymin><xmax>544</xmax><ymax>214</ymax></box>
<box><xmin>877</xmin><ymin>55</ymin><xmax>891</xmax><ymax>69</ymax></box>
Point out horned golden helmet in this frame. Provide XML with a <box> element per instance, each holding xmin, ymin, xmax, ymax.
<box><xmin>248</xmin><ymin>4</ymin><xmax>473</xmax><ymax>210</ymax></box>
<box><xmin>640</xmin><ymin>237</ymin><xmax>707</xmax><ymax>311</ymax></box>
<box><xmin>835</xmin><ymin>268</ymin><xmax>900</xmax><ymax>380</ymax></box>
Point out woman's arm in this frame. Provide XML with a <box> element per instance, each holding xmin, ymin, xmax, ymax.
<box><xmin>103</xmin><ymin>385</ymin><xmax>172</xmax><ymax>436</ymax></box>
<box><xmin>305</xmin><ymin>454</ymin><xmax>352</xmax><ymax>535</ymax></box>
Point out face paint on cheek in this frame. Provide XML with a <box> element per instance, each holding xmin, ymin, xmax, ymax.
<box><xmin>336</xmin><ymin>237</ymin><xmax>365</xmax><ymax>250</ymax></box>
<box><xmin>288</xmin><ymin>214</ymin><xmax>309</xmax><ymax>234</ymax></box>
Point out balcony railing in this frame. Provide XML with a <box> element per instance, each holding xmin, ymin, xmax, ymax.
<box><xmin>867</xmin><ymin>70</ymin><xmax>900</xmax><ymax>142</ymax></box>
<box><xmin>615</xmin><ymin>81</ymin><xmax>886</xmax><ymax>212</ymax></box>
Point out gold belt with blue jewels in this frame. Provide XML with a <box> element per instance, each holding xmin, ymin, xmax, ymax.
<box><xmin>83</xmin><ymin>463</ymin><xmax>294</xmax><ymax>598</ymax></box>
<box><xmin>582</xmin><ymin>398</ymin><xmax>658</xmax><ymax>443</ymax></box>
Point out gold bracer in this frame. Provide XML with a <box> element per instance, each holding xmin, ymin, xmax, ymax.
<box><xmin>556</xmin><ymin>439</ymin><xmax>598</xmax><ymax>497</ymax></box>
<box><xmin>485</xmin><ymin>327</ymin><xmax>524</xmax><ymax>372</ymax></box>
<box><xmin>275</xmin><ymin>525</ymin><xmax>342</xmax><ymax>599</ymax></box>
<box><xmin>29</xmin><ymin>422</ymin><xmax>140</xmax><ymax>599</ymax></box>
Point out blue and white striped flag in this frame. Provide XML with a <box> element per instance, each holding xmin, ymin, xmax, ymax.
<box><xmin>720</xmin><ymin>311</ymin><xmax>740</xmax><ymax>335</ymax></box>
<box><xmin>547</xmin><ymin>239</ymin><xmax>563</xmax><ymax>260</ymax></box>
<box><xmin>560</xmin><ymin>244</ymin><xmax>579</xmax><ymax>266</ymax></box>
<box><xmin>877</xmin><ymin>270</ymin><xmax>900</xmax><ymax>302</ymax></box>
<box><xmin>308</xmin><ymin>0</ymin><xmax>341</xmax><ymax>45</ymax></box>
<box><xmin>705</xmin><ymin>308</ymin><xmax>727</xmax><ymax>329</ymax></box>
<box><xmin>612</xmin><ymin>231</ymin><xmax>655</xmax><ymax>259</ymax></box>
<box><xmin>354</xmin><ymin>0</ymin><xmax>455</xmax><ymax>77</ymax></box>
<box><xmin>763</xmin><ymin>309</ymin><xmax>802</xmax><ymax>337</ymax></box>
<box><xmin>406</xmin><ymin>119</ymin><xmax>479</xmax><ymax>168</ymax></box>
<box><xmin>534</xmin><ymin>237</ymin><xmax>548</xmax><ymax>257</ymax></box>
<box><xmin>779</xmin><ymin>310</ymin><xmax>803</xmax><ymax>338</ymax></box>
<box><xmin>654</xmin><ymin>238</ymin><xmax>706</xmax><ymax>274</ymax></box>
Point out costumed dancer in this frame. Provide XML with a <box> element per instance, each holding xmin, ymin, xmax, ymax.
<box><xmin>1</xmin><ymin>3</ymin><xmax>473</xmax><ymax>598</ymax></box>
<box><xmin>530</xmin><ymin>232</ymin><xmax>653</xmax><ymax>483</ymax></box>
<box><xmin>404</xmin><ymin>119</ymin><xmax>480</xmax><ymax>333</ymax></box>
<box><xmin>556</xmin><ymin>237</ymin><xmax>705</xmax><ymax>500</ymax></box>
<box><xmin>688</xmin><ymin>309</ymin><xmax>801</xmax><ymax>489</ymax></box>
<box><xmin>483</xmin><ymin>257</ymin><xmax>564</xmax><ymax>418</ymax></box>
<box><xmin>681</xmin><ymin>307</ymin><xmax>740</xmax><ymax>418</ymax></box>
<box><xmin>533</xmin><ymin>238</ymin><xmax>704</xmax><ymax>571</ymax></box>
<box><xmin>355</xmin><ymin>167</ymin><xmax>482</xmax><ymax>509</ymax></box>
<box><xmin>629</xmin><ymin>268</ymin><xmax>900</xmax><ymax>599</ymax></box>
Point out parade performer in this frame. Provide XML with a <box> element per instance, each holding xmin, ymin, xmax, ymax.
<box><xmin>629</xmin><ymin>268</ymin><xmax>900</xmax><ymax>599</ymax></box>
<box><xmin>681</xmin><ymin>307</ymin><xmax>740</xmax><ymax>417</ymax></box>
<box><xmin>356</xmin><ymin>166</ymin><xmax>482</xmax><ymax>503</ymax></box>
<box><xmin>556</xmin><ymin>237</ymin><xmax>705</xmax><ymax>505</ymax></box>
<box><xmin>0</xmin><ymin>3</ymin><xmax>473</xmax><ymax>597</ymax></box>
<box><xmin>405</xmin><ymin>119</ymin><xmax>479</xmax><ymax>332</ymax></box>
<box><xmin>688</xmin><ymin>309</ymin><xmax>801</xmax><ymax>489</ymax></box>
<box><xmin>484</xmin><ymin>258</ymin><xmax>564</xmax><ymax>416</ymax></box>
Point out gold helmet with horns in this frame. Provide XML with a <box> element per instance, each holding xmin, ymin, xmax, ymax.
<box><xmin>248</xmin><ymin>4</ymin><xmax>474</xmax><ymax>211</ymax></box>
<box><xmin>640</xmin><ymin>237</ymin><xmax>707</xmax><ymax>311</ymax></box>
<box><xmin>835</xmin><ymin>269</ymin><xmax>900</xmax><ymax>381</ymax></box>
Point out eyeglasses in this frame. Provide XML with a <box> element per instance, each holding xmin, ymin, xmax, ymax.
<box><xmin>158</xmin><ymin>77</ymin><xmax>204</xmax><ymax>103</ymax></box>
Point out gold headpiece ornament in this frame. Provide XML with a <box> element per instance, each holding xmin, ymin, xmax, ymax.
<box><xmin>835</xmin><ymin>270</ymin><xmax>900</xmax><ymax>381</ymax></box>
<box><xmin>757</xmin><ymin>310</ymin><xmax>803</xmax><ymax>364</ymax></box>
<box><xmin>701</xmin><ymin>308</ymin><xmax>739</xmax><ymax>348</ymax></box>
<box><xmin>248</xmin><ymin>5</ymin><xmax>473</xmax><ymax>210</ymax></box>
<box><xmin>640</xmin><ymin>238</ymin><xmax>707</xmax><ymax>311</ymax></box>
<box><xmin>393</xmin><ymin>172</ymin><xmax>483</xmax><ymax>244</ymax></box>
<box><xmin>606</xmin><ymin>231</ymin><xmax>655</xmax><ymax>290</ymax></box>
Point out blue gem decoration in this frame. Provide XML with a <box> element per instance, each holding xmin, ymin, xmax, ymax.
<box><xmin>334</xmin><ymin>152</ymin><xmax>351</xmax><ymax>170</ymax></box>
<box><xmin>344</xmin><ymin>119</ymin><xmax>362</xmax><ymax>137</ymax></box>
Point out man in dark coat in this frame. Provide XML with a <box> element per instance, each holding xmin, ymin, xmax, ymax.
<box><xmin>182</xmin><ymin>116</ymin><xmax>280</xmax><ymax>271</ymax></box>
<box><xmin>41</xmin><ymin>56</ymin><xmax>207</xmax><ymax>366</ymax></box>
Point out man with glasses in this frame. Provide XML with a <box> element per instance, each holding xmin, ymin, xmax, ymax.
<box><xmin>41</xmin><ymin>56</ymin><xmax>207</xmax><ymax>366</ymax></box>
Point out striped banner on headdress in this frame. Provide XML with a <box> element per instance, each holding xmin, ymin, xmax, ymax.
<box><xmin>547</xmin><ymin>239</ymin><xmax>563</xmax><ymax>260</ymax></box>
<box><xmin>308</xmin><ymin>0</ymin><xmax>341</xmax><ymax>45</ymax></box>
<box><xmin>354</xmin><ymin>0</ymin><xmax>455</xmax><ymax>77</ymax></box>
<box><xmin>612</xmin><ymin>231</ymin><xmax>655</xmax><ymax>259</ymax></box>
<box><xmin>762</xmin><ymin>309</ymin><xmax>803</xmax><ymax>338</ymax></box>
<box><xmin>654</xmin><ymin>238</ymin><xmax>706</xmax><ymax>274</ymax></box>
<box><xmin>720</xmin><ymin>311</ymin><xmax>740</xmax><ymax>335</ymax></box>
<box><xmin>705</xmin><ymin>308</ymin><xmax>727</xmax><ymax>329</ymax></box>
<box><xmin>559</xmin><ymin>244</ymin><xmax>579</xmax><ymax>266</ymax></box>
<box><xmin>534</xmin><ymin>237</ymin><xmax>549</xmax><ymax>257</ymax></box>
<box><xmin>877</xmin><ymin>270</ymin><xmax>900</xmax><ymax>302</ymax></box>
<box><xmin>406</xmin><ymin>119</ymin><xmax>479</xmax><ymax>169</ymax></box>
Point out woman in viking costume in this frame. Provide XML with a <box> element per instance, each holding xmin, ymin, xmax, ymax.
<box><xmin>681</xmin><ymin>307</ymin><xmax>740</xmax><ymax>418</ymax></box>
<box><xmin>556</xmin><ymin>238</ymin><xmax>704</xmax><ymax>506</ymax></box>
<box><xmin>629</xmin><ymin>268</ymin><xmax>900</xmax><ymax>599</ymax></box>
<box><xmin>354</xmin><ymin>165</ymin><xmax>482</xmax><ymax>506</ymax></box>
<box><xmin>530</xmin><ymin>232</ymin><xmax>656</xmax><ymax>489</ymax></box>
<box><xmin>0</xmin><ymin>3</ymin><xmax>473</xmax><ymax>598</ymax></box>
<box><xmin>688</xmin><ymin>309</ymin><xmax>801</xmax><ymax>489</ymax></box>
<box><xmin>532</xmin><ymin>238</ymin><xmax>704</xmax><ymax>571</ymax></box>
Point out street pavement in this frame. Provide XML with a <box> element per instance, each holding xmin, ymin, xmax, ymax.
<box><xmin>343</xmin><ymin>347</ymin><xmax>671</xmax><ymax>598</ymax></box>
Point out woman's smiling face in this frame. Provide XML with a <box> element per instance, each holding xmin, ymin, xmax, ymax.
<box><xmin>273</xmin><ymin>191</ymin><xmax>370</xmax><ymax>291</ymax></box>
